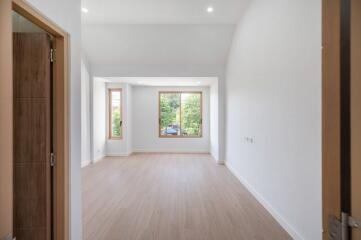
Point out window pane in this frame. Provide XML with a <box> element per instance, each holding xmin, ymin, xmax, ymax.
<box><xmin>160</xmin><ymin>93</ymin><xmax>181</xmax><ymax>136</ymax></box>
<box><xmin>181</xmin><ymin>93</ymin><xmax>202</xmax><ymax>137</ymax></box>
<box><xmin>111</xmin><ymin>90</ymin><xmax>122</xmax><ymax>138</ymax></box>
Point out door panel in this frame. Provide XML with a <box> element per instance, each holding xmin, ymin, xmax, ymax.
<box><xmin>13</xmin><ymin>33</ymin><xmax>52</xmax><ymax>240</ymax></box>
<box><xmin>13</xmin><ymin>34</ymin><xmax>50</xmax><ymax>98</ymax></box>
<box><xmin>14</xmin><ymin>99</ymin><xmax>49</xmax><ymax>164</ymax></box>
<box><xmin>351</xmin><ymin>0</ymin><xmax>361</xmax><ymax>238</ymax></box>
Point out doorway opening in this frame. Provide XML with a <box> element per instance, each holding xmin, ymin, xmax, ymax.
<box><xmin>0</xmin><ymin>1</ymin><xmax>70</xmax><ymax>239</ymax></box>
<box><xmin>12</xmin><ymin>10</ymin><xmax>55</xmax><ymax>240</ymax></box>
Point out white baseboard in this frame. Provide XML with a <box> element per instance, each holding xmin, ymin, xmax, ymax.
<box><xmin>106</xmin><ymin>153</ymin><xmax>132</xmax><ymax>157</ymax></box>
<box><xmin>225</xmin><ymin>162</ymin><xmax>304</xmax><ymax>240</ymax></box>
<box><xmin>93</xmin><ymin>155</ymin><xmax>105</xmax><ymax>164</ymax></box>
<box><xmin>81</xmin><ymin>160</ymin><xmax>91</xmax><ymax>168</ymax></box>
<box><xmin>210</xmin><ymin>151</ymin><xmax>218</xmax><ymax>161</ymax></box>
<box><xmin>132</xmin><ymin>149</ymin><xmax>210</xmax><ymax>154</ymax></box>
<box><xmin>210</xmin><ymin>152</ymin><xmax>225</xmax><ymax>165</ymax></box>
<box><xmin>214</xmin><ymin>156</ymin><xmax>225</xmax><ymax>165</ymax></box>
<box><xmin>97</xmin><ymin>151</ymin><xmax>210</xmax><ymax>158</ymax></box>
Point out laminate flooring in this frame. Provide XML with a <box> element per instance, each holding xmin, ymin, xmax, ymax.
<box><xmin>82</xmin><ymin>153</ymin><xmax>292</xmax><ymax>240</ymax></box>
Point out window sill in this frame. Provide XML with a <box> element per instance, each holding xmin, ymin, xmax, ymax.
<box><xmin>108</xmin><ymin>137</ymin><xmax>123</xmax><ymax>141</ymax></box>
<box><xmin>159</xmin><ymin>136</ymin><xmax>203</xmax><ymax>139</ymax></box>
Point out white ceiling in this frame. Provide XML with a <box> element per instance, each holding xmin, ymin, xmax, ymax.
<box><xmin>81</xmin><ymin>0</ymin><xmax>246</xmax><ymax>24</ymax></box>
<box><xmin>96</xmin><ymin>77</ymin><xmax>218</xmax><ymax>86</ymax></box>
<box><xmin>82</xmin><ymin>24</ymin><xmax>235</xmax><ymax>67</ymax></box>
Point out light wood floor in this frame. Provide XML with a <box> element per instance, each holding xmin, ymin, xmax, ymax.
<box><xmin>82</xmin><ymin>153</ymin><xmax>291</xmax><ymax>240</ymax></box>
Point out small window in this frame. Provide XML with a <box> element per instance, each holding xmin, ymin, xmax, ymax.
<box><xmin>159</xmin><ymin>92</ymin><xmax>202</xmax><ymax>138</ymax></box>
<box><xmin>109</xmin><ymin>89</ymin><xmax>122</xmax><ymax>139</ymax></box>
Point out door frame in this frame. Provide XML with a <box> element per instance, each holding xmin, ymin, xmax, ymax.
<box><xmin>0</xmin><ymin>0</ymin><xmax>70</xmax><ymax>239</ymax></box>
<box><xmin>322</xmin><ymin>0</ymin><xmax>341</xmax><ymax>238</ymax></box>
<box><xmin>322</xmin><ymin>0</ymin><xmax>353</xmax><ymax>239</ymax></box>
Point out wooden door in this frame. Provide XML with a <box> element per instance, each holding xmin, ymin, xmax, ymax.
<box><xmin>13</xmin><ymin>33</ymin><xmax>52</xmax><ymax>240</ymax></box>
<box><xmin>351</xmin><ymin>0</ymin><xmax>361</xmax><ymax>239</ymax></box>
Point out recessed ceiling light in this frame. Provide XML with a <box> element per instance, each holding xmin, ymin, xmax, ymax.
<box><xmin>207</xmin><ymin>6</ymin><xmax>214</xmax><ymax>13</ymax></box>
<box><xmin>81</xmin><ymin>7</ymin><xmax>89</xmax><ymax>13</ymax></box>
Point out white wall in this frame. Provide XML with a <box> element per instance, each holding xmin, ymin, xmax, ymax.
<box><xmin>24</xmin><ymin>0</ymin><xmax>82</xmax><ymax>239</ymax></box>
<box><xmin>126</xmin><ymin>85</ymin><xmax>133</xmax><ymax>155</ymax></box>
<box><xmin>210</xmin><ymin>82</ymin><xmax>220</xmax><ymax>162</ymax></box>
<box><xmin>106</xmin><ymin>83</ymin><xmax>133</xmax><ymax>156</ymax></box>
<box><xmin>92</xmin><ymin>81</ymin><xmax>213</xmax><ymax>156</ymax></box>
<box><xmin>218</xmin><ymin>76</ymin><xmax>226</xmax><ymax>163</ymax></box>
<box><xmin>91</xmin><ymin>66</ymin><xmax>226</xmax><ymax>162</ymax></box>
<box><xmin>12</xmin><ymin>11</ymin><xmax>44</xmax><ymax>32</ymax></box>
<box><xmin>81</xmin><ymin>59</ymin><xmax>92</xmax><ymax>167</ymax></box>
<box><xmin>132</xmin><ymin>86</ymin><xmax>210</xmax><ymax>153</ymax></box>
<box><xmin>225</xmin><ymin>1</ymin><xmax>322</xmax><ymax>239</ymax></box>
<box><xmin>92</xmin><ymin>79</ymin><xmax>107</xmax><ymax>161</ymax></box>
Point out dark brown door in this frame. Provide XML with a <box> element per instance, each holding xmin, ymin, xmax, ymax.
<box><xmin>13</xmin><ymin>33</ymin><xmax>52</xmax><ymax>240</ymax></box>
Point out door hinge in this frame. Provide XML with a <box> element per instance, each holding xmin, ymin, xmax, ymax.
<box><xmin>50</xmin><ymin>152</ymin><xmax>56</xmax><ymax>167</ymax></box>
<box><xmin>329</xmin><ymin>213</ymin><xmax>361</xmax><ymax>240</ymax></box>
<box><xmin>50</xmin><ymin>48</ymin><xmax>56</xmax><ymax>62</ymax></box>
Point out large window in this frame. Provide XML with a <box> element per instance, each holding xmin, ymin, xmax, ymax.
<box><xmin>159</xmin><ymin>92</ymin><xmax>202</xmax><ymax>138</ymax></box>
<box><xmin>109</xmin><ymin>89</ymin><xmax>122</xmax><ymax>139</ymax></box>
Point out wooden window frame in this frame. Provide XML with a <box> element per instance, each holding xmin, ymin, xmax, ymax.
<box><xmin>158</xmin><ymin>91</ymin><xmax>203</xmax><ymax>138</ymax></box>
<box><xmin>108</xmin><ymin>88</ymin><xmax>123</xmax><ymax>140</ymax></box>
<box><xmin>0</xmin><ymin>0</ymin><xmax>70</xmax><ymax>239</ymax></box>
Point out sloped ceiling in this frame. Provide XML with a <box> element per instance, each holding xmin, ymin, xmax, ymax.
<box><xmin>81</xmin><ymin>0</ymin><xmax>246</xmax><ymax>74</ymax></box>
<box><xmin>82</xmin><ymin>24</ymin><xmax>235</xmax><ymax>68</ymax></box>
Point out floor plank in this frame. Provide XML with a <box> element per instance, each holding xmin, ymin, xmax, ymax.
<box><xmin>82</xmin><ymin>153</ymin><xmax>291</xmax><ymax>240</ymax></box>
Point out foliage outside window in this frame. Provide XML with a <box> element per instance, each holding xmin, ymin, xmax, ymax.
<box><xmin>109</xmin><ymin>89</ymin><xmax>122</xmax><ymax>139</ymax></box>
<box><xmin>159</xmin><ymin>92</ymin><xmax>202</xmax><ymax>138</ymax></box>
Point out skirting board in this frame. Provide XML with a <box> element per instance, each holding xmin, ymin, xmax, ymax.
<box><xmin>132</xmin><ymin>149</ymin><xmax>210</xmax><ymax>154</ymax></box>
<box><xmin>93</xmin><ymin>155</ymin><xmax>105</xmax><ymax>164</ymax></box>
<box><xmin>106</xmin><ymin>153</ymin><xmax>132</xmax><ymax>157</ymax></box>
<box><xmin>210</xmin><ymin>152</ymin><xmax>224</xmax><ymax>165</ymax></box>
<box><xmin>81</xmin><ymin>160</ymin><xmax>91</xmax><ymax>168</ymax></box>
<box><xmin>225</xmin><ymin>162</ymin><xmax>304</xmax><ymax>240</ymax></box>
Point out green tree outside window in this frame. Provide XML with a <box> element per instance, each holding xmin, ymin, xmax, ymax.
<box><xmin>159</xmin><ymin>92</ymin><xmax>202</xmax><ymax>137</ymax></box>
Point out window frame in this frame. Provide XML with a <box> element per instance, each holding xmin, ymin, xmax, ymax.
<box><xmin>108</xmin><ymin>88</ymin><xmax>123</xmax><ymax>140</ymax></box>
<box><xmin>158</xmin><ymin>91</ymin><xmax>203</xmax><ymax>138</ymax></box>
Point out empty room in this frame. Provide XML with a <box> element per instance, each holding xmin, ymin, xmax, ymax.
<box><xmin>0</xmin><ymin>0</ymin><xmax>360</xmax><ymax>240</ymax></box>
